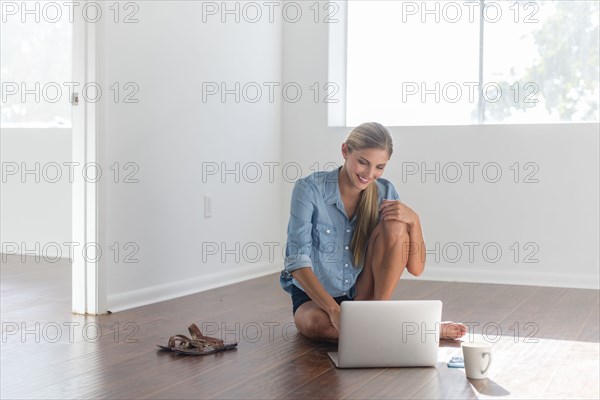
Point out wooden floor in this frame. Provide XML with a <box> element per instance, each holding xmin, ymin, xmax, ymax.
<box><xmin>1</xmin><ymin>254</ymin><xmax>599</xmax><ymax>399</ymax></box>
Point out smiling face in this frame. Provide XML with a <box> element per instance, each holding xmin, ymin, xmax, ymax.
<box><xmin>341</xmin><ymin>144</ymin><xmax>390</xmax><ymax>191</ymax></box>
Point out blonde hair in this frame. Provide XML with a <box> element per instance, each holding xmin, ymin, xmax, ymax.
<box><xmin>346</xmin><ymin>122</ymin><xmax>393</xmax><ymax>268</ymax></box>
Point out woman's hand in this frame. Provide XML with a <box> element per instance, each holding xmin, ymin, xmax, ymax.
<box><xmin>328</xmin><ymin>306</ymin><xmax>341</xmax><ymax>332</ymax></box>
<box><xmin>379</xmin><ymin>200</ymin><xmax>420</xmax><ymax>228</ymax></box>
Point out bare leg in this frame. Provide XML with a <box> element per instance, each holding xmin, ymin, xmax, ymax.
<box><xmin>353</xmin><ymin>223</ymin><xmax>380</xmax><ymax>300</ymax></box>
<box><xmin>372</xmin><ymin>219</ymin><xmax>410</xmax><ymax>299</ymax></box>
<box><xmin>355</xmin><ymin>219</ymin><xmax>410</xmax><ymax>300</ymax></box>
<box><xmin>293</xmin><ymin>301</ymin><xmax>339</xmax><ymax>342</ymax></box>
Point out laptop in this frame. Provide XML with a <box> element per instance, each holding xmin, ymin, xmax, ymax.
<box><xmin>327</xmin><ymin>300</ymin><xmax>442</xmax><ymax>368</ymax></box>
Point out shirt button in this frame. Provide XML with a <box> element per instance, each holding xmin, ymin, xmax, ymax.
<box><xmin>345</xmin><ymin>263</ymin><xmax>348</xmax><ymax>267</ymax></box>
<box><xmin>345</xmin><ymin>279</ymin><xmax>348</xmax><ymax>283</ymax></box>
<box><xmin>346</xmin><ymin>229</ymin><xmax>350</xmax><ymax>233</ymax></box>
<box><xmin>345</xmin><ymin>245</ymin><xmax>349</xmax><ymax>250</ymax></box>
<box><xmin>326</xmin><ymin>229</ymin><xmax>330</xmax><ymax>233</ymax></box>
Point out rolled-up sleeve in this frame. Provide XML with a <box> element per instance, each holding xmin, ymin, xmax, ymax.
<box><xmin>284</xmin><ymin>179</ymin><xmax>315</xmax><ymax>274</ymax></box>
<box><xmin>389</xmin><ymin>182</ymin><xmax>401</xmax><ymax>201</ymax></box>
<box><xmin>379</xmin><ymin>178</ymin><xmax>401</xmax><ymax>202</ymax></box>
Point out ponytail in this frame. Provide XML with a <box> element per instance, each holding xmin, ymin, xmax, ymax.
<box><xmin>350</xmin><ymin>181</ymin><xmax>379</xmax><ymax>267</ymax></box>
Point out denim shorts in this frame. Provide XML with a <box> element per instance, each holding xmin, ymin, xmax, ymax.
<box><xmin>291</xmin><ymin>284</ymin><xmax>353</xmax><ymax>315</ymax></box>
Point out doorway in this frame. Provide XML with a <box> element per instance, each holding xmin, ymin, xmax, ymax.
<box><xmin>0</xmin><ymin>1</ymin><xmax>104</xmax><ymax>314</ymax></box>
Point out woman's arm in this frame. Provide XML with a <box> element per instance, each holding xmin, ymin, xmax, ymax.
<box><xmin>291</xmin><ymin>267</ymin><xmax>341</xmax><ymax>330</ymax></box>
<box><xmin>379</xmin><ymin>199</ymin><xmax>426</xmax><ymax>276</ymax></box>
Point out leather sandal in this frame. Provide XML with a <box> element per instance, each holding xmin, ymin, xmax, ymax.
<box><xmin>157</xmin><ymin>323</ymin><xmax>238</xmax><ymax>355</ymax></box>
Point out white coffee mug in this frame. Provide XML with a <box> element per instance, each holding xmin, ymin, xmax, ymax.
<box><xmin>462</xmin><ymin>342</ymin><xmax>492</xmax><ymax>379</ymax></box>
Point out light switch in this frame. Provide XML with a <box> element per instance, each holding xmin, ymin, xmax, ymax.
<box><xmin>204</xmin><ymin>194</ymin><xmax>212</xmax><ymax>218</ymax></box>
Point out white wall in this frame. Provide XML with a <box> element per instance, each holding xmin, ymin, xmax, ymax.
<box><xmin>96</xmin><ymin>1</ymin><xmax>283</xmax><ymax>311</ymax></box>
<box><xmin>1</xmin><ymin>128</ymin><xmax>72</xmax><ymax>261</ymax></box>
<box><xmin>3</xmin><ymin>1</ymin><xmax>598</xmax><ymax>315</ymax></box>
<box><xmin>281</xmin><ymin>7</ymin><xmax>600</xmax><ymax>289</ymax></box>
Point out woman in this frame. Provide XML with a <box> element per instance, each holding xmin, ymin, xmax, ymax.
<box><xmin>279</xmin><ymin>122</ymin><xmax>467</xmax><ymax>342</ymax></box>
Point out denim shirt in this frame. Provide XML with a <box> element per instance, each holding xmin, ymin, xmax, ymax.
<box><xmin>279</xmin><ymin>166</ymin><xmax>401</xmax><ymax>299</ymax></box>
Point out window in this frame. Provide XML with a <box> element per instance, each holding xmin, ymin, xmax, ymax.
<box><xmin>345</xmin><ymin>0</ymin><xmax>599</xmax><ymax>126</ymax></box>
<box><xmin>1</xmin><ymin>1</ymin><xmax>72</xmax><ymax>128</ymax></box>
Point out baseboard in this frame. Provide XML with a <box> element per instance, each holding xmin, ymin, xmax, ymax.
<box><xmin>402</xmin><ymin>265</ymin><xmax>600</xmax><ymax>290</ymax></box>
<box><xmin>107</xmin><ymin>262</ymin><xmax>281</xmax><ymax>313</ymax></box>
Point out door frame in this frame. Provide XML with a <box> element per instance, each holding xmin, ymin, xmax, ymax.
<box><xmin>72</xmin><ymin>3</ymin><xmax>106</xmax><ymax>315</ymax></box>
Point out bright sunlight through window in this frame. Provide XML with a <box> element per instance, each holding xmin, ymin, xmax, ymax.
<box><xmin>346</xmin><ymin>0</ymin><xmax>599</xmax><ymax>126</ymax></box>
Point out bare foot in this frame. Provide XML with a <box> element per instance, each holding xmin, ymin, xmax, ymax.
<box><xmin>440</xmin><ymin>321</ymin><xmax>467</xmax><ymax>340</ymax></box>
